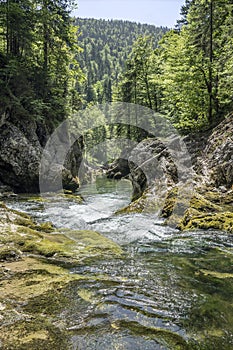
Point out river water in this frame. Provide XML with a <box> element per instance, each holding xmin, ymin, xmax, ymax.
<box><xmin>6</xmin><ymin>177</ymin><xmax>233</xmax><ymax>349</ymax></box>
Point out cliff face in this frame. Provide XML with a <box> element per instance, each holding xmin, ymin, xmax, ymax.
<box><xmin>115</xmin><ymin>116</ymin><xmax>233</xmax><ymax>232</ymax></box>
<box><xmin>0</xmin><ymin>117</ymin><xmax>81</xmax><ymax>194</ymax></box>
<box><xmin>199</xmin><ymin>117</ymin><xmax>233</xmax><ymax>189</ymax></box>
<box><xmin>0</xmin><ymin>120</ymin><xmax>42</xmax><ymax>192</ymax></box>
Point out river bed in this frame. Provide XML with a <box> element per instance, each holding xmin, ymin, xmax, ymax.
<box><xmin>5</xmin><ymin>177</ymin><xmax>233</xmax><ymax>349</ymax></box>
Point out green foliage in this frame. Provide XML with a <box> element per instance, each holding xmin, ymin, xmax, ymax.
<box><xmin>116</xmin><ymin>35</ymin><xmax>164</xmax><ymax>112</ymax></box>
<box><xmin>162</xmin><ymin>0</ymin><xmax>233</xmax><ymax>130</ymax></box>
<box><xmin>116</xmin><ymin>0</ymin><xmax>233</xmax><ymax>132</ymax></box>
<box><xmin>0</xmin><ymin>0</ymin><xmax>82</xmax><ymax>124</ymax></box>
<box><xmin>75</xmin><ymin>18</ymin><xmax>168</xmax><ymax>107</ymax></box>
<box><xmin>0</xmin><ymin>1</ymin><xmax>232</xmax><ymax>136</ymax></box>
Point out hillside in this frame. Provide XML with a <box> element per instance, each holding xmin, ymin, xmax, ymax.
<box><xmin>75</xmin><ymin>18</ymin><xmax>168</xmax><ymax>105</ymax></box>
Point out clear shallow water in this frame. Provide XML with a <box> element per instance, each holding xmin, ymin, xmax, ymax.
<box><xmin>6</xmin><ymin>178</ymin><xmax>233</xmax><ymax>349</ymax></box>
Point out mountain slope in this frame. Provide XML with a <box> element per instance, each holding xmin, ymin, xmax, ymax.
<box><xmin>75</xmin><ymin>18</ymin><xmax>168</xmax><ymax>104</ymax></box>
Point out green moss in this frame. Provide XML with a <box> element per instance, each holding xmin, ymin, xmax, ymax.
<box><xmin>117</xmin><ymin>320</ymin><xmax>189</xmax><ymax>349</ymax></box>
<box><xmin>35</xmin><ymin>221</ymin><xmax>54</xmax><ymax>233</ymax></box>
<box><xmin>198</xmin><ymin>269</ymin><xmax>233</xmax><ymax>279</ymax></box>
<box><xmin>161</xmin><ymin>187</ymin><xmax>179</xmax><ymax>218</ymax></box>
<box><xmin>0</xmin><ymin>257</ymin><xmax>81</xmax><ymax>300</ymax></box>
<box><xmin>0</xmin><ymin>314</ymin><xmax>70</xmax><ymax>350</ymax></box>
<box><xmin>116</xmin><ymin>189</ymin><xmax>160</xmax><ymax>215</ymax></box>
<box><xmin>12</xmin><ymin>212</ymin><xmax>53</xmax><ymax>233</ymax></box>
<box><xmin>21</xmin><ymin>236</ymin><xmax>74</xmax><ymax>258</ymax></box>
<box><xmin>77</xmin><ymin>288</ymin><xmax>96</xmax><ymax>303</ymax></box>
<box><xmin>61</xmin><ymin>193</ymin><xmax>83</xmax><ymax>203</ymax></box>
<box><xmin>0</xmin><ymin>203</ymin><xmax>122</xmax><ymax>262</ymax></box>
<box><xmin>0</xmin><ymin>199</ymin><xmax>125</xmax><ymax>349</ymax></box>
<box><xmin>189</xmin><ymin>193</ymin><xmax>221</xmax><ymax>213</ymax></box>
<box><xmin>24</xmin><ymin>195</ymin><xmax>50</xmax><ymax>202</ymax></box>
<box><xmin>179</xmin><ymin>212</ymin><xmax>233</xmax><ymax>232</ymax></box>
<box><xmin>116</xmin><ymin>195</ymin><xmax>146</xmax><ymax>214</ymax></box>
<box><xmin>159</xmin><ymin>185</ymin><xmax>233</xmax><ymax>232</ymax></box>
<box><xmin>0</xmin><ymin>246</ymin><xmax>21</xmax><ymax>261</ymax></box>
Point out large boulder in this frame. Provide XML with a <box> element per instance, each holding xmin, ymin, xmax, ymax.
<box><xmin>0</xmin><ymin>121</ymin><xmax>41</xmax><ymax>192</ymax></box>
<box><xmin>0</xmin><ymin>119</ymin><xmax>82</xmax><ymax>193</ymax></box>
<box><xmin>129</xmin><ymin>138</ymin><xmax>179</xmax><ymax>200</ymax></box>
<box><xmin>106</xmin><ymin>146</ymin><xmax>132</xmax><ymax>180</ymax></box>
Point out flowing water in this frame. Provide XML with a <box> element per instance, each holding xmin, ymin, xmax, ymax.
<box><xmin>6</xmin><ymin>177</ymin><xmax>233</xmax><ymax>349</ymax></box>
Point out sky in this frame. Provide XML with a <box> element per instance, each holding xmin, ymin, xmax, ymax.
<box><xmin>73</xmin><ymin>0</ymin><xmax>186</xmax><ymax>28</ymax></box>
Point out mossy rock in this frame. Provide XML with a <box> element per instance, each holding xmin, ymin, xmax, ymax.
<box><xmin>116</xmin><ymin>189</ymin><xmax>161</xmax><ymax>215</ymax></box>
<box><xmin>115</xmin><ymin>320</ymin><xmax>189</xmax><ymax>349</ymax></box>
<box><xmin>18</xmin><ymin>229</ymin><xmax>122</xmax><ymax>261</ymax></box>
<box><xmin>160</xmin><ymin>185</ymin><xmax>233</xmax><ymax>232</ymax></box>
<box><xmin>116</xmin><ymin>193</ymin><xmax>147</xmax><ymax>214</ymax></box>
<box><xmin>0</xmin><ymin>245</ymin><xmax>22</xmax><ymax>261</ymax></box>
<box><xmin>0</xmin><ymin>203</ymin><xmax>122</xmax><ymax>263</ymax></box>
<box><xmin>0</xmin><ymin>203</ymin><xmax>124</xmax><ymax>349</ymax></box>
<box><xmin>190</xmin><ymin>193</ymin><xmax>221</xmax><ymax>212</ymax></box>
<box><xmin>161</xmin><ymin>187</ymin><xmax>179</xmax><ymax>218</ymax></box>
<box><xmin>0</xmin><ymin>257</ymin><xmax>78</xmax><ymax>349</ymax></box>
<box><xmin>179</xmin><ymin>211</ymin><xmax>233</xmax><ymax>232</ymax></box>
<box><xmin>162</xmin><ymin>190</ymin><xmax>221</xmax><ymax>218</ymax></box>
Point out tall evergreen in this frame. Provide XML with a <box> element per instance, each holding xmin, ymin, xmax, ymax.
<box><xmin>0</xmin><ymin>0</ymin><xmax>81</xmax><ymax>124</ymax></box>
<box><xmin>75</xmin><ymin>18</ymin><xmax>168</xmax><ymax>107</ymax></box>
<box><xmin>117</xmin><ymin>0</ymin><xmax>233</xmax><ymax>132</ymax></box>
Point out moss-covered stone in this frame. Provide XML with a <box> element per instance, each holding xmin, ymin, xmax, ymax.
<box><xmin>0</xmin><ymin>202</ymin><xmax>124</xmax><ymax>349</ymax></box>
<box><xmin>116</xmin><ymin>189</ymin><xmax>161</xmax><ymax>215</ymax></box>
<box><xmin>117</xmin><ymin>320</ymin><xmax>189</xmax><ymax>349</ymax></box>
<box><xmin>198</xmin><ymin>269</ymin><xmax>233</xmax><ymax>279</ymax></box>
<box><xmin>160</xmin><ymin>187</ymin><xmax>179</xmax><ymax>218</ymax></box>
<box><xmin>179</xmin><ymin>211</ymin><xmax>233</xmax><ymax>232</ymax></box>
<box><xmin>159</xmin><ymin>186</ymin><xmax>233</xmax><ymax>233</ymax></box>
<box><xmin>116</xmin><ymin>192</ymin><xmax>148</xmax><ymax>214</ymax></box>
<box><xmin>189</xmin><ymin>193</ymin><xmax>222</xmax><ymax>212</ymax></box>
<box><xmin>0</xmin><ymin>245</ymin><xmax>22</xmax><ymax>261</ymax></box>
<box><xmin>0</xmin><ymin>202</ymin><xmax>122</xmax><ymax>262</ymax></box>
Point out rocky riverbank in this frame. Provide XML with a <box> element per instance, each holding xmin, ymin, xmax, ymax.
<box><xmin>0</xmin><ymin>202</ymin><xmax>122</xmax><ymax>349</ymax></box>
<box><xmin>113</xmin><ymin>116</ymin><xmax>233</xmax><ymax>233</ymax></box>
<box><xmin>0</xmin><ymin>111</ymin><xmax>232</xmax><ymax>234</ymax></box>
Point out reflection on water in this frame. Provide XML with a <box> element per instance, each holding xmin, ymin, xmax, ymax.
<box><xmin>6</xmin><ymin>177</ymin><xmax>233</xmax><ymax>349</ymax></box>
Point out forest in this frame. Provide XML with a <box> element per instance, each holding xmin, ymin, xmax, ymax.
<box><xmin>75</xmin><ymin>18</ymin><xmax>167</xmax><ymax>106</ymax></box>
<box><xmin>1</xmin><ymin>0</ymin><xmax>232</xmax><ymax>134</ymax></box>
<box><xmin>0</xmin><ymin>0</ymin><xmax>82</xmax><ymax>128</ymax></box>
<box><xmin>0</xmin><ymin>1</ymin><xmax>233</xmax><ymax>349</ymax></box>
<box><xmin>115</xmin><ymin>0</ymin><xmax>233</xmax><ymax>132</ymax></box>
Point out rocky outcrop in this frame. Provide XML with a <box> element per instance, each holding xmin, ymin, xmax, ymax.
<box><xmin>106</xmin><ymin>146</ymin><xmax>132</xmax><ymax>180</ymax></box>
<box><xmin>107</xmin><ymin>138</ymin><xmax>179</xmax><ymax>201</ymax></box>
<box><xmin>199</xmin><ymin>117</ymin><xmax>233</xmax><ymax>189</ymax></box>
<box><xmin>0</xmin><ymin>121</ymin><xmax>42</xmax><ymax>192</ymax></box>
<box><xmin>106</xmin><ymin>157</ymin><xmax>130</xmax><ymax>180</ymax></box>
<box><xmin>117</xmin><ymin>116</ymin><xmax>233</xmax><ymax>232</ymax></box>
<box><xmin>0</xmin><ymin>118</ymin><xmax>82</xmax><ymax>193</ymax></box>
<box><xmin>128</xmin><ymin>138</ymin><xmax>179</xmax><ymax>201</ymax></box>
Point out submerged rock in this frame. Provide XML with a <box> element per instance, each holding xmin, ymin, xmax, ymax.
<box><xmin>0</xmin><ymin>202</ymin><xmax>123</xmax><ymax>348</ymax></box>
<box><xmin>0</xmin><ymin>202</ymin><xmax>122</xmax><ymax>263</ymax></box>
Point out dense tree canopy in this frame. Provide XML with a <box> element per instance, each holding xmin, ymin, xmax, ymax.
<box><xmin>75</xmin><ymin>18</ymin><xmax>168</xmax><ymax>107</ymax></box>
<box><xmin>0</xmin><ymin>0</ymin><xmax>232</xmax><ymax>136</ymax></box>
<box><xmin>116</xmin><ymin>0</ymin><xmax>233</xmax><ymax>132</ymax></box>
<box><xmin>0</xmin><ymin>0</ymin><xmax>82</xmax><ymax>126</ymax></box>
